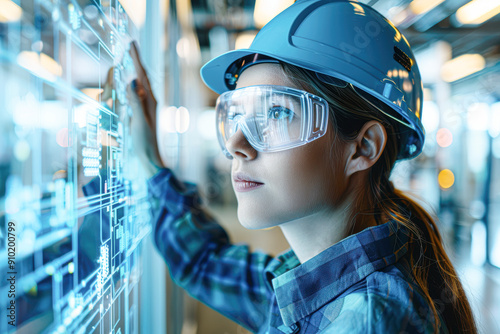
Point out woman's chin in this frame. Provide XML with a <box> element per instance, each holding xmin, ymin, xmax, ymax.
<box><xmin>237</xmin><ymin>208</ymin><xmax>275</xmax><ymax>230</ymax></box>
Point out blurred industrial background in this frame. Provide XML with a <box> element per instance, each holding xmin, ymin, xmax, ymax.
<box><xmin>1</xmin><ymin>0</ymin><xmax>499</xmax><ymax>333</ymax></box>
<box><xmin>165</xmin><ymin>1</ymin><xmax>500</xmax><ymax>331</ymax></box>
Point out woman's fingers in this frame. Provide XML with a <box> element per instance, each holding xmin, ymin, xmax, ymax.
<box><xmin>101</xmin><ymin>42</ymin><xmax>151</xmax><ymax>104</ymax></box>
<box><xmin>127</xmin><ymin>82</ymin><xmax>165</xmax><ymax>170</ymax></box>
<box><xmin>131</xmin><ymin>79</ymin><xmax>154</xmax><ymax>128</ymax></box>
<box><xmin>100</xmin><ymin>66</ymin><xmax>115</xmax><ymax>102</ymax></box>
<box><xmin>125</xmin><ymin>45</ymin><xmax>165</xmax><ymax>170</ymax></box>
<box><xmin>129</xmin><ymin>42</ymin><xmax>159</xmax><ymax>132</ymax></box>
<box><xmin>129</xmin><ymin>41</ymin><xmax>154</xmax><ymax>97</ymax></box>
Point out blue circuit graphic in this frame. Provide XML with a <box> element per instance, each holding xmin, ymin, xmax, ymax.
<box><xmin>0</xmin><ymin>1</ymin><xmax>152</xmax><ymax>333</ymax></box>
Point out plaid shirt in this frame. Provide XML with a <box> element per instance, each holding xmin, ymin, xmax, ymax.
<box><xmin>148</xmin><ymin>168</ymin><xmax>448</xmax><ymax>334</ymax></box>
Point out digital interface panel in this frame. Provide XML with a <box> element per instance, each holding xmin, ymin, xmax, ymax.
<box><xmin>0</xmin><ymin>1</ymin><xmax>152</xmax><ymax>333</ymax></box>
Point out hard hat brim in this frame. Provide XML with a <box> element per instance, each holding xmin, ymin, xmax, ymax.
<box><xmin>201</xmin><ymin>49</ymin><xmax>279</xmax><ymax>95</ymax></box>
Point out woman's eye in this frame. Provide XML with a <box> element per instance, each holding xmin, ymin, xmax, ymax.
<box><xmin>268</xmin><ymin>106</ymin><xmax>293</xmax><ymax>120</ymax></box>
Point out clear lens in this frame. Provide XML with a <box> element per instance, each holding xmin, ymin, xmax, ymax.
<box><xmin>216</xmin><ymin>85</ymin><xmax>328</xmax><ymax>158</ymax></box>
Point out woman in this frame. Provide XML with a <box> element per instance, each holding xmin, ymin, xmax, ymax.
<box><xmin>128</xmin><ymin>0</ymin><xmax>477</xmax><ymax>332</ymax></box>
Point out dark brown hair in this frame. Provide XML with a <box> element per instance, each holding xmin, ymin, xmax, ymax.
<box><xmin>279</xmin><ymin>62</ymin><xmax>478</xmax><ymax>333</ymax></box>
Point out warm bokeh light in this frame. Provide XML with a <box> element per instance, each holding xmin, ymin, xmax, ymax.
<box><xmin>456</xmin><ymin>0</ymin><xmax>500</xmax><ymax>25</ymax></box>
<box><xmin>81</xmin><ymin>88</ymin><xmax>103</xmax><ymax>101</ymax></box>
<box><xmin>40</xmin><ymin>53</ymin><xmax>63</xmax><ymax>76</ymax></box>
<box><xmin>176</xmin><ymin>34</ymin><xmax>201</xmax><ymax>65</ymax></box>
<box><xmin>119</xmin><ymin>0</ymin><xmax>146</xmax><ymax>27</ymax></box>
<box><xmin>423</xmin><ymin>88</ymin><xmax>433</xmax><ymax>101</ymax></box>
<box><xmin>235</xmin><ymin>31</ymin><xmax>257</xmax><ymax>50</ymax></box>
<box><xmin>253</xmin><ymin>0</ymin><xmax>294</xmax><ymax>28</ymax></box>
<box><xmin>176</xmin><ymin>38</ymin><xmax>190</xmax><ymax>59</ymax></box>
<box><xmin>17</xmin><ymin>51</ymin><xmax>63</xmax><ymax>82</ymax></box>
<box><xmin>441</xmin><ymin>54</ymin><xmax>485</xmax><ymax>82</ymax></box>
<box><xmin>438</xmin><ymin>169</ymin><xmax>455</xmax><ymax>189</ymax></box>
<box><xmin>388</xmin><ymin>6</ymin><xmax>410</xmax><ymax>26</ymax></box>
<box><xmin>436</xmin><ymin>128</ymin><xmax>453</xmax><ymax>147</ymax></box>
<box><xmin>409</xmin><ymin>0</ymin><xmax>445</xmax><ymax>16</ymax></box>
<box><xmin>0</xmin><ymin>0</ymin><xmax>22</xmax><ymax>22</ymax></box>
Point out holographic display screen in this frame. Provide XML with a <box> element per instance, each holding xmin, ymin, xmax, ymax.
<box><xmin>0</xmin><ymin>1</ymin><xmax>152</xmax><ymax>333</ymax></box>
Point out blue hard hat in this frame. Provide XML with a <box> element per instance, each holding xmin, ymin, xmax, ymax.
<box><xmin>200</xmin><ymin>0</ymin><xmax>425</xmax><ymax>160</ymax></box>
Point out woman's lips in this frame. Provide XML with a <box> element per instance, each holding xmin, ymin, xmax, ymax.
<box><xmin>232</xmin><ymin>172</ymin><xmax>264</xmax><ymax>192</ymax></box>
<box><xmin>233</xmin><ymin>180</ymin><xmax>264</xmax><ymax>192</ymax></box>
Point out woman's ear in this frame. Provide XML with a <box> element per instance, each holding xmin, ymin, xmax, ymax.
<box><xmin>344</xmin><ymin>120</ymin><xmax>387</xmax><ymax>177</ymax></box>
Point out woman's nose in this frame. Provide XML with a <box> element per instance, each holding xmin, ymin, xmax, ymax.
<box><xmin>225</xmin><ymin>128</ymin><xmax>258</xmax><ymax>160</ymax></box>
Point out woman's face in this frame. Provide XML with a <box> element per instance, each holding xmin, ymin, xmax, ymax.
<box><xmin>228</xmin><ymin>63</ymin><xmax>349</xmax><ymax>229</ymax></box>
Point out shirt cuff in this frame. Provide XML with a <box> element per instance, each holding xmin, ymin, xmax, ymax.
<box><xmin>147</xmin><ymin>168</ymin><xmax>202</xmax><ymax>216</ymax></box>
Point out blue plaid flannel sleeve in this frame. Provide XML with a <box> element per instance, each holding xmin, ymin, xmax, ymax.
<box><xmin>148</xmin><ymin>168</ymin><xmax>275</xmax><ymax>332</ymax></box>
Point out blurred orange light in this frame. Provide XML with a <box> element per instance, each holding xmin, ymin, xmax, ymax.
<box><xmin>235</xmin><ymin>31</ymin><xmax>257</xmax><ymax>50</ymax></box>
<box><xmin>0</xmin><ymin>0</ymin><xmax>22</xmax><ymax>22</ymax></box>
<box><xmin>119</xmin><ymin>0</ymin><xmax>146</xmax><ymax>27</ymax></box>
<box><xmin>254</xmin><ymin>0</ymin><xmax>294</xmax><ymax>28</ymax></box>
<box><xmin>441</xmin><ymin>54</ymin><xmax>485</xmax><ymax>82</ymax></box>
<box><xmin>436</xmin><ymin>128</ymin><xmax>453</xmax><ymax>147</ymax></box>
<box><xmin>176</xmin><ymin>38</ymin><xmax>190</xmax><ymax>59</ymax></box>
<box><xmin>17</xmin><ymin>51</ymin><xmax>62</xmax><ymax>82</ymax></box>
<box><xmin>423</xmin><ymin>88</ymin><xmax>433</xmax><ymax>101</ymax></box>
<box><xmin>456</xmin><ymin>0</ymin><xmax>500</xmax><ymax>25</ymax></box>
<box><xmin>81</xmin><ymin>88</ymin><xmax>103</xmax><ymax>101</ymax></box>
<box><xmin>388</xmin><ymin>6</ymin><xmax>409</xmax><ymax>26</ymax></box>
<box><xmin>410</xmin><ymin>0</ymin><xmax>445</xmax><ymax>15</ymax></box>
<box><xmin>438</xmin><ymin>169</ymin><xmax>455</xmax><ymax>189</ymax></box>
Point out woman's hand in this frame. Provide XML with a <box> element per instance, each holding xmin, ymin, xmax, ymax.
<box><xmin>127</xmin><ymin>41</ymin><xmax>166</xmax><ymax>177</ymax></box>
<box><xmin>100</xmin><ymin>41</ymin><xmax>166</xmax><ymax>178</ymax></box>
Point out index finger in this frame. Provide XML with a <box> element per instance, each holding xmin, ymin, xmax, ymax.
<box><xmin>100</xmin><ymin>66</ymin><xmax>115</xmax><ymax>101</ymax></box>
<box><xmin>129</xmin><ymin>41</ymin><xmax>153</xmax><ymax>91</ymax></box>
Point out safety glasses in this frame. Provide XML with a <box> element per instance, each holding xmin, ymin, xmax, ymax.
<box><xmin>216</xmin><ymin>85</ymin><xmax>329</xmax><ymax>159</ymax></box>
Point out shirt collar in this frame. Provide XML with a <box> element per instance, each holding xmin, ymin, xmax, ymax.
<box><xmin>267</xmin><ymin>220</ymin><xmax>411</xmax><ymax>327</ymax></box>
